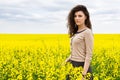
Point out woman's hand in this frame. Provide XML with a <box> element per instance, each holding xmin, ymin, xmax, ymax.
<box><xmin>82</xmin><ymin>72</ymin><xmax>86</xmax><ymax>80</ymax></box>
<box><xmin>82</xmin><ymin>76</ymin><xmax>85</xmax><ymax>80</ymax></box>
<box><xmin>61</xmin><ymin>58</ymin><xmax>69</xmax><ymax>66</ymax></box>
<box><xmin>65</xmin><ymin>58</ymin><xmax>70</xmax><ymax>63</ymax></box>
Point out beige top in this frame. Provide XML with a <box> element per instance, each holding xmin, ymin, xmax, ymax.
<box><xmin>70</xmin><ymin>28</ymin><xmax>94</xmax><ymax>63</ymax></box>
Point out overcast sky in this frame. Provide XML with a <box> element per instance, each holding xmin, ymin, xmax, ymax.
<box><xmin>0</xmin><ymin>0</ymin><xmax>120</xmax><ymax>34</ymax></box>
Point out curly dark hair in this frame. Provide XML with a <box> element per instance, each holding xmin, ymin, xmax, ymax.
<box><xmin>67</xmin><ymin>5</ymin><xmax>92</xmax><ymax>37</ymax></box>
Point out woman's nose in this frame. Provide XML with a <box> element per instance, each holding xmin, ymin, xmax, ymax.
<box><xmin>75</xmin><ymin>16</ymin><xmax>79</xmax><ymax>20</ymax></box>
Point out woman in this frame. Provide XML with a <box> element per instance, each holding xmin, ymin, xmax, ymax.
<box><xmin>65</xmin><ymin>5</ymin><xmax>94</xmax><ymax>80</ymax></box>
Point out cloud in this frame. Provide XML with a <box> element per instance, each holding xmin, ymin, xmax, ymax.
<box><xmin>0</xmin><ymin>0</ymin><xmax>120</xmax><ymax>33</ymax></box>
<box><xmin>0</xmin><ymin>0</ymin><xmax>70</xmax><ymax>23</ymax></box>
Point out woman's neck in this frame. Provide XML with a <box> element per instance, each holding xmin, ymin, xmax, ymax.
<box><xmin>77</xmin><ymin>24</ymin><xmax>87</xmax><ymax>32</ymax></box>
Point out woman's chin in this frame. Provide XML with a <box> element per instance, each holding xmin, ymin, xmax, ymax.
<box><xmin>76</xmin><ymin>24</ymin><xmax>81</xmax><ymax>26</ymax></box>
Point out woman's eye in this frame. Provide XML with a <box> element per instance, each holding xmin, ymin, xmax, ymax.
<box><xmin>78</xmin><ymin>15</ymin><xmax>82</xmax><ymax>17</ymax></box>
<box><xmin>74</xmin><ymin>15</ymin><xmax>82</xmax><ymax>18</ymax></box>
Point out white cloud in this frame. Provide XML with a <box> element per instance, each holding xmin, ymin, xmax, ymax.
<box><xmin>0</xmin><ymin>0</ymin><xmax>120</xmax><ymax>33</ymax></box>
<box><xmin>0</xmin><ymin>0</ymin><xmax>25</xmax><ymax>4</ymax></box>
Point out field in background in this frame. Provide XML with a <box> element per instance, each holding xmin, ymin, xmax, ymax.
<box><xmin>0</xmin><ymin>34</ymin><xmax>120</xmax><ymax>80</ymax></box>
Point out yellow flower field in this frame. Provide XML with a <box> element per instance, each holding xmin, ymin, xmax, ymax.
<box><xmin>0</xmin><ymin>34</ymin><xmax>120</xmax><ymax>80</ymax></box>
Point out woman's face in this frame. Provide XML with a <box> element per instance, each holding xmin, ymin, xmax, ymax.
<box><xmin>74</xmin><ymin>11</ymin><xmax>86</xmax><ymax>26</ymax></box>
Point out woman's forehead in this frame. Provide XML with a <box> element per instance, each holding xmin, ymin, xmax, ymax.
<box><xmin>74</xmin><ymin>11</ymin><xmax>84</xmax><ymax>15</ymax></box>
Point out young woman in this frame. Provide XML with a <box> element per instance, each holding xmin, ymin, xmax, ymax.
<box><xmin>66</xmin><ymin>5</ymin><xmax>94</xmax><ymax>80</ymax></box>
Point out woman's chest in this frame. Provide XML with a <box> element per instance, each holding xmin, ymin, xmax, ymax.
<box><xmin>71</xmin><ymin>34</ymin><xmax>85</xmax><ymax>45</ymax></box>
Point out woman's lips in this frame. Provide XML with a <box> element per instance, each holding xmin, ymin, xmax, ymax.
<box><xmin>76</xmin><ymin>21</ymin><xmax>80</xmax><ymax>23</ymax></box>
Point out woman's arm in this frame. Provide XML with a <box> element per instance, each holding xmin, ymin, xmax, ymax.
<box><xmin>65</xmin><ymin>55</ymin><xmax>71</xmax><ymax>62</ymax></box>
<box><xmin>82</xmin><ymin>30</ymin><xmax>94</xmax><ymax>75</ymax></box>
